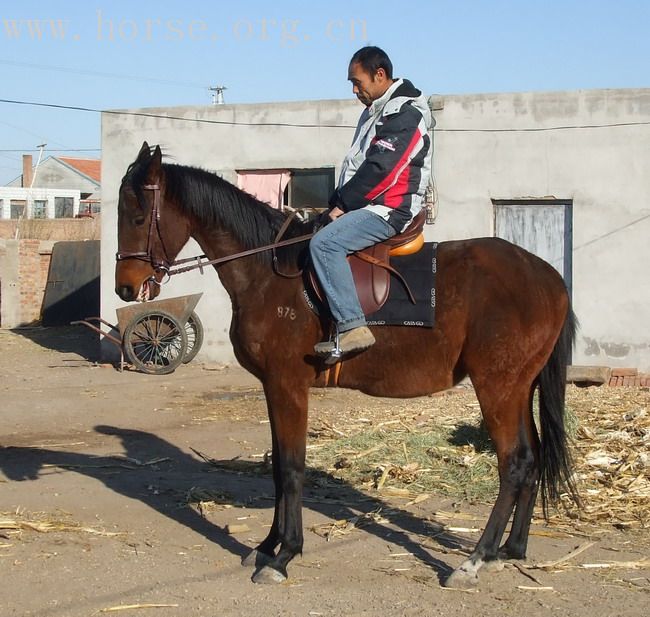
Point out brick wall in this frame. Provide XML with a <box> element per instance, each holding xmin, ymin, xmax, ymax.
<box><xmin>0</xmin><ymin>218</ymin><xmax>99</xmax><ymax>327</ymax></box>
<box><xmin>17</xmin><ymin>240</ymin><xmax>52</xmax><ymax>324</ymax></box>
<box><xmin>0</xmin><ymin>239</ymin><xmax>54</xmax><ymax>327</ymax></box>
<box><xmin>608</xmin><ymin>368</ymin><xmax>650</xmax><ymax>387</ymax></box>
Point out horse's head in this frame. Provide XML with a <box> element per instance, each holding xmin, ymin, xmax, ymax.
<box><xmin>115</xmin><ymin>142</ymin><xmax>191</xmax><ymax>302</ymax></box>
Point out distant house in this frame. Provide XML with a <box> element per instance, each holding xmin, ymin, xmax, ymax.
<box><xmin>1</xmin><ymin>155</ymin><xmax>101</xmax><ymax>219</ymax></box>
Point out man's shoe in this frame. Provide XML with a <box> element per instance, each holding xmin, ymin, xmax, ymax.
<box><xmin>314</xmin><ymin>326</ymin><xmax>376</xmax><ymax>356</ymax></box>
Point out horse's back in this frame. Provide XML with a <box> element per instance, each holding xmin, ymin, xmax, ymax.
<box><xmin>436</xmin><ymin>236</ymin><xmax>568</xmax><ymax>308</ymax></box>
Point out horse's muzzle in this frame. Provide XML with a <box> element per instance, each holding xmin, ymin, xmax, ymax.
<box><xmin>115</xmin><ymin>285</ymin><xmax>136</xmax><ymax>303</ymax></box>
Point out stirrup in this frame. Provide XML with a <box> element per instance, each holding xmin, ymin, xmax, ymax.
<box><xmin>324</xmin><ymin>330</ymin><xmax>343</xmax><ymax>365</ymax></box>
<box><xmin>315</xmin><ymin>329</ymin><xmax>343</xmax><ymax>365</ymax></box>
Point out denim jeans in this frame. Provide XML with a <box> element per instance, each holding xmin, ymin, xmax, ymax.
<box><xmin>309</xmin><ymin>209</ymin><xmax>396</xmax><ymax>332</ymax></box>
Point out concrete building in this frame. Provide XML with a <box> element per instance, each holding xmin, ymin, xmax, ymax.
<box><xmin>101</xmin><ymin>88</ymin><xmax>650</xmax><ymax>371</ymax></box>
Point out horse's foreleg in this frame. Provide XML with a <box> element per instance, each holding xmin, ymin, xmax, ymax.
<box><xmin>250</xmin><ymin>379</ymin><xmax>308</xmax><ymax>584</ymax></box>
<box><xmin>241</xmin><ymin>427</ymin><xmax>281</xmax><ymax>568</ymax></box>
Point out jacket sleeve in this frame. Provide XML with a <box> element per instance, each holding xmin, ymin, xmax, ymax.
<box><xmin>332</xmin><ymin>103</ymin><xmax>424</xmax><ymax>211</ymax></box>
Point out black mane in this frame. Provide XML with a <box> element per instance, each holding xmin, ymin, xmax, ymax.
<box><xmin>124</xmin><ymin>157</ymin><xmax>314</xmax><ymax>268</ymax></box>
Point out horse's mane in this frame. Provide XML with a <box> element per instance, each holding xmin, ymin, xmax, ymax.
<box><xmin>123</xmin><ymin>156</ymin><xmax>315</xmax><ymax>268</ymax></box>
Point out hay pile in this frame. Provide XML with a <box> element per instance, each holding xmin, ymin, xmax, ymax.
<box><xmin>558</xmin><ymin>386</ymin><xmax>650</xmax><ymax>530</ymax></box>
<box><xmin>306</xmin><ymin>384</ymin><xmax>650</xmax><ymax>533</ymax></box>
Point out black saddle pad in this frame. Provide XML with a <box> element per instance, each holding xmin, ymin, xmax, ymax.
<box><xmin>366</xmin><ymin>242</ymin><xmax>437</xmax><ymax>328</ymax></box>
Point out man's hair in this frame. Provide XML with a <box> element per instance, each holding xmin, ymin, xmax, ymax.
<box><xmin>349</xmin><ymin>46</ymin><xmax>393</xmax><ymax>80</ymax></box>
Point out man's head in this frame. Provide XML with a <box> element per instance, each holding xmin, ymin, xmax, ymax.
<box><xmin>348</xmin><ymin>46</ymin><xmax>394</xmax><ymax>106</ymax></box>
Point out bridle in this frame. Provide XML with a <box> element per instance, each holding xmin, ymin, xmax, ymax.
<box><xmin>115</xmin><ymin>183</ymin><xmax>173</xmax><ymax>279</ymax></box>
<box><xmin>115</xmin><ymin>183</ymin><xmax>314</xmax><ymax>282</ymax></box>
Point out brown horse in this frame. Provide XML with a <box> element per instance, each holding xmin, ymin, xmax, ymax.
<box><xmin>115</xmin><ymin>143</ymin><xmax>578</xmax><ymax>588</ymax></box>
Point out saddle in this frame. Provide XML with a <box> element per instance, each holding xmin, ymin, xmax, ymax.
<box><xmin>309</xmin><ymin>210</ymin><xmax>426</xmax><ymax>315</ymax></box>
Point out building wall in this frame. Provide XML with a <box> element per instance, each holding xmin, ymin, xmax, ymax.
<box><xmin>0</xmin><ymin>219</ymin><xmax>101</xmax><ymax>328</ymax></box>
<box><xmin>0</xmin><ymin>239</ymin><xmax>54</xmax><ymax>327</ymax></box>
<box><xmin>0</xmin><ymin>187</ymin><xmax>81</xmax><ymax>220</ymax></box>
<box><xmin>101</xmin><ymin>89</ymin><xmax>650</xmax><ymax>370</ymax></box>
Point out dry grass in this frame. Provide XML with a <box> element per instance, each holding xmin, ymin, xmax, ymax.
<box><xmin>0</xmin><ymin>509</ymin><xmax>123</xmax><ymax>537</ymax></box>
<box><xmin>304</xmin><ymin>384</ymin><xmax>650</xmax><ymax>533</ymax></box>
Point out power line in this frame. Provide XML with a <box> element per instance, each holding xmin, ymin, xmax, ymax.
<box><xmin>0</xmin><ymin>148</ymin><xmax>100</xmax><ymax>152</ymax></box>
<box><xmin>1</xmin><ymin>97</ymin><xmax>649</xmax><ymax>132</ymax></box>
<box><xmin>0</xmin><ymin>59</ymin><xmax>207</xmax><ymax>90</ymax></box>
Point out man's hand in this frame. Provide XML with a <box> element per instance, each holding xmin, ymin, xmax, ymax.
<box><xmin>329</xmin><ymin>207</ymin><xmax>345</xmax><ymax>221</ymax></box>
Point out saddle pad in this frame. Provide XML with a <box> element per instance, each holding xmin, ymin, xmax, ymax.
<box><xmin>365</xmin><ymin>242</ymin><xmax>437</xmax><ymax>328</ymax></box>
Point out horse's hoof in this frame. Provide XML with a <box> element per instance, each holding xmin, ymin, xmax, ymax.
<box><xmin>482</xmin><ymin>559</ymin><xmax>505</xmax><ymax>573</ymax></box>
<box><xmin>444</xmin><ymin>567</ymin><xmax>480</xmax><ymax>589</ymax></box>
<box><xmin>252</xmin><ymin>565</ymin><xmax>287</xmax><ymax>585</ymax></box>
<box><xmin>242</xmin><ymin>549</ymin><xmax>273</xmax><ymax>568</ymax></box>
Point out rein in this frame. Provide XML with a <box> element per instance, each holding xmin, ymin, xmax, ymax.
<box><xmin>116</xmin><ymin>183</ymin><xmax>314</xmax><ymax>280</ymax></box>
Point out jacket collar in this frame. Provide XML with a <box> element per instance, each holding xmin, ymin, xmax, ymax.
<box><xmin>368</xmin><ymin>78</ymin><xmax>423</xmax><ymax>115</ymax></box>
<box><xmin>368</xmin><ymin>78</ymin><xmax>403</xmax><ymax>116</ymax></box>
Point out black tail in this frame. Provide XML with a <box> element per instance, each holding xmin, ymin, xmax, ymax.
<box><xmin>538</xmin><ymin>306</ymin><xmax>580</xmax><ymax>516</ymax></box>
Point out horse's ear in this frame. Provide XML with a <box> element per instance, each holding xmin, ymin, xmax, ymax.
<box><xmin>137</xmin><ymin>141</ymin><xmax>151</xmax><ymax>160</ymax></box>
<box><xmin>146</xmin><ymin>145</ymin><xmax>162</xmax><ymax>181</ymax></box>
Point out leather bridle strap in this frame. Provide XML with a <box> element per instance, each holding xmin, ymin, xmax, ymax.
<box><xmin>116</xmin><ymin>185</ymin><xmax>314</xmax><ymax>277</ymax></box>
<box><xmin>115</xmin><ymin>184</ymin><xmax>172</xmax><ymax>272</ymax></box>
<box><xmin>272</xmin><ymin>210</ymin><xmax>307</xmax><ymax>279</ymax></box>
<box><xmin>167</xmin><ymin>232</ymin><xmax>314</xmax><ymax>277</ymax></box>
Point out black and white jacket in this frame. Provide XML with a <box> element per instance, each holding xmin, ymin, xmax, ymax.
<box><xmin>331</xmin><ymin>78</ymin><xmax>432</xmax><ymax>232</ymax></box>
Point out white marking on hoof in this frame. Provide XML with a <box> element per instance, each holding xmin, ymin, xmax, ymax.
<box><xmin>444</xmin><ymin>557</ymin><xmax>483</xmax><ymax>589</ymax></box>
<box><xmin>241</xmin><ymin>549</ymin><xmax>273</xmax><ymax>568</ymax></box>
<box><xmin>252</xmin><ymin>565</ymin><xmax>287</xmax><ymax>585</ymax></box>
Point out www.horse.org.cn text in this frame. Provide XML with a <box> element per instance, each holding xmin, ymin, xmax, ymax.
<box><xmin>2</xmin><ymin>12</ymin><xmax>369</xmax><ymax>45</ymax></box>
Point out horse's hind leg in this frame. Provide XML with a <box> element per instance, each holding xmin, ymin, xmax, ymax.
<box><xmin>445</xmin><ymin>384</ymin><xmax>535</xmax><ymax>589</ymax></box>
<box><xmin>499</xmin><ymin>395</ymin><xmax>540</xmax><ymax>561</ymax></box>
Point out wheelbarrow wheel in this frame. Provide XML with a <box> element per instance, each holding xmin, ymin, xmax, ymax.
<box><xmin>123</xmin><ymin>309</ymin><xmax>188</xmax><ymax>375</ymax></box>
<box><xmin>182</xmin><ymin>311</ymin><xmax>204</xmax><ymax>364</ymax></box>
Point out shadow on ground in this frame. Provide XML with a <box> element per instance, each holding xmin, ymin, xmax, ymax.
<box><xmin>0</xmin><ymin>425</ymin><xmax>472</xmax><ymax>583</ymax></box>
<box><xmin>9</xmin><ymin>325</ymin><xmax>101</xmax><ymax>361</ymax></box>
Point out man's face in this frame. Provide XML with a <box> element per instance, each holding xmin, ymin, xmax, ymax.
<box><xmin>348</xmin><ymin>62</ymin><xmax>390</xmax><ymax>107</ymax></box>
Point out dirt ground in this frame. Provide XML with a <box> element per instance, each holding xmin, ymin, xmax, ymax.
<box><xmin>0</xmin><ymin>326</ymin><xmax>648</xmax><ymax>617</ymax></box>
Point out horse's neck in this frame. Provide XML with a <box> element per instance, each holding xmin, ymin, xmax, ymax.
<box><xmin>191</xmin><ymin>226</ymin><xmax>280</xmax><ymax>302</ymax></box>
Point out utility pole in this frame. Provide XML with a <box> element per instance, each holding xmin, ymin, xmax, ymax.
<box><xmin>15</xmin><ymin>143</ymin><xmax>46</xmax><ymax>240</ymax></box>
<box><xmin>208</xmin><ymin>85</ymin><xmax>227</xmax><ymax>105</ymax></box>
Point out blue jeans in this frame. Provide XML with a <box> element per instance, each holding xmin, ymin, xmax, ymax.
<box><xmin>309</xmin><ymin>209</ymin><xmax>396</xmax><ymax>332</ymax></box>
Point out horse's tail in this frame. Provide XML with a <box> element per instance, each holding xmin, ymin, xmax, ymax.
<box><xmin>537</xmin><ymin>304</ymin><xmax>580</xmax><ymax>517</ymax></box>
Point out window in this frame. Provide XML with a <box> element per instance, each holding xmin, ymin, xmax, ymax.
<box><xmin>33</xmin><ymin>200</ymin><xmax>47</xmax><ymax>219</ymax></box>
<box><xmin>286</xmin><ymin>168</ymin><xmax>335</xmax><ymax>211</ymax></box>
<box><xmin>55</xmin><ymin>197</ymin><xmax>74</xmax><ymax>218</ymax></box>
<box><xmin>10</xmin><ymin>200</ymin><xmax>26</xmax><ymax>219</ymax></box>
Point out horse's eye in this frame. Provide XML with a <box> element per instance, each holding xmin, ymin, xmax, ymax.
<box><xmin>134</xmin><ymin>215</ymin><xmax>146</xmax><ymax>226</ymax></box>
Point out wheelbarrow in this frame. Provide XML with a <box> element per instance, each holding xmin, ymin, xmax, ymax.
<box><xmin>72</xmin><ymin>293</ymin><xmax>204</xmax><ymax>375</ymax></box>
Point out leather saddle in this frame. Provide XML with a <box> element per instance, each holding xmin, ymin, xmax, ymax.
<box><xmin>309</xmin><ymin>209</ymin><xmax>426</xmax><ymax>315</ymax></box>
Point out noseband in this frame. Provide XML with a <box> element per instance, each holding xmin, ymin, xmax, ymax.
<box><xmin>115</xmin><ymin>184</ymin><xmax>172</xmax><ymax>277</ymax></box>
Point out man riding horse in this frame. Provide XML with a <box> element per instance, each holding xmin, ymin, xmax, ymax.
<box><xmin>310</xmin><ymin>46</ymin><xmax>432</xmax><ymax>356</ymax></box>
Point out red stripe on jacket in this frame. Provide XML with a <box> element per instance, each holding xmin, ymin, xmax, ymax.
<box><xmin>364</xmin><ymin>129</ymin><xmax>422</xmax><ymax>204</ymax></box>
<box><xmin>384</xmin><ymin>164</ymin><xmax>411</xmax><ymax>207</ymax></box>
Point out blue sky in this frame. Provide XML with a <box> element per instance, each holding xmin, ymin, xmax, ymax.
<box><xmin>1</xmin><ymin>0</ymin><xmax>649</xmax><ymax>184</ymax></box>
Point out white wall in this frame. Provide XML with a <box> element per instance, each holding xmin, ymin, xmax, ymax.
<box><xmin>102</xmin><ymin>89</ymin><xmax>650</xmax><ymax>370</ymax></box>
